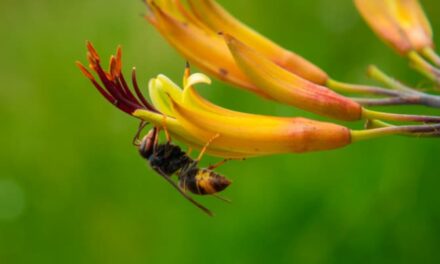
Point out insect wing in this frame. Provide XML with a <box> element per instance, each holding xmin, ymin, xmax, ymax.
<box><xmin>153</xmin><ymin>167</ymin><xmax>214</xmax><ymax>216</ymax></box>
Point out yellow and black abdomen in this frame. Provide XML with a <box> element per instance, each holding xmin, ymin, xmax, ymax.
<box><xmin>180</xmin><ymin>168</ymin><xmax>232</xmax><ymax>195</ymax></box>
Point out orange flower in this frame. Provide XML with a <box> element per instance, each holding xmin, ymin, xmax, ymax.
<box><xmin>355</xmin><ymin>0</ymin><xmax>433</xmax><ymax>54</ymax></box>
<box><xmin>77</xmin><ymin>44</ymin><xmax>440</xmax><ymax>159</ymax></box>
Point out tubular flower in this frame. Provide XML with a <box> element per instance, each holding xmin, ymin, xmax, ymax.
<box><xmin>77</xmin><ymin>44</ymin><xmax>440</xmax><ymax>159</ymax></box>
<box><xmin>354</xmin><ymin>0</ymin><xmax>433</xmax><ymax>55</ymax></box>
<box><xmin>146</xmin><ymin>70</ymin><xmax>352</xmax><ymax>155</ymax></box>
<box><xmin>146</xmin><ymin>0</ymin><xmax>363</xmax><ymax>121</ymax></box>
<box><xmin>184</xmin><ymin>0</ymin><xmax>328</xmax><ymax>85</ymax></box>
<box><xmin>76</xmin><ymin>43</ymin><xmax>254</xmax><ymax>158</ymax></box>
<box><xmin>224</xmin><ymin>34</ymin><xmax>363</xmax><ymax>121</ymax></box>
<box><xmin>145</xmin><ymin>0</ymin><xmax>265</xmax><ymax>97</ymax></box>
<box><xmin>225</xmin><ymin>34</ymin><xmax>440</xmax><ymax>124</ymax></box>
<box><xmin>144</xmin><ymin>0</ymin><xmax>325</xmax><ymax>91</ymax></box>
<box><xmin>145</xmin><ymin>0</ymin><xmax>440</xmax><ymax>113</ymax></box>
<box><xmin>143</xmin><ymin>66</ymin><xmax>440</xmax><ymax>153</ymax></box>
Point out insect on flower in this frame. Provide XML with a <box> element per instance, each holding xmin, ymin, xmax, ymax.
<box><xmin>76</xmin><ymin>42</ymin><xmax>237</xmax><ymax>215</ymax></box>
<box><xmin>77</xmin><ymin>43</ymin><xmax>440</xmax><ymax>157</ymax></box>
<box><xmin>77</xmin><ymin>43</ymin><xmax>440</xmax><ymax>215</ymax></box>
<box><xmin>133</xmin><ymin>124</ymin><xmax>232</xmax><ymax>216</ymax></box>
<box><xmin>76</xmin><ymin>41</ymin><xmax>253</xmax><ymax>158</ymax></box>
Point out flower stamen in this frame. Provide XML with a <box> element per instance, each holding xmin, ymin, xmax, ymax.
<box><xmin>77</xmin><ymin>42</ymin><xmax>158</xmax><ymax>115</ymax></box>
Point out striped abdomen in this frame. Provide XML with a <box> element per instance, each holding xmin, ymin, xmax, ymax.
<box><xmin>181</xmin><ymin>168</ymin><xmax>232</xmax><ymax>195</ymax></box>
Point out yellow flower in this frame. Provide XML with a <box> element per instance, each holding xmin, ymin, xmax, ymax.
<box><xmin>76</xmin><ymin>42</ymin><xmax>253</xmax><ymax>158</ymax></box>
<box><xmin>224</xmin><ymin>34</ymin><xmax>363</xmax><ymax>121</ymax></box>
<box><xmin>145</xmin><ymin>0</ymin><xmax>365</xmax><ymax>121</ymax></box>
<box><xmin>77</xmin><ymin>43</ymin><xmax>440</xmax><ymax>160</ymax></box>
<box><xmin>144</xmin><ymin>0</ymin><xmax>328</xmax><ymax>91</ymax></box>
<box><xmin>354</xmin><ymin>0</ymin><xmax>433</xmax><ymax>55</ymax></box>
<box><xmin>142</xmin><ymin>66</ymin><xmax>352</xmax><ymax>155</ymax></box>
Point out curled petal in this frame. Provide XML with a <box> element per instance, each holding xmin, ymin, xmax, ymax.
<box><xmin>184</xmin><ymin>72</ymin><xmax>212</xmax><ymax>90</ymax></box>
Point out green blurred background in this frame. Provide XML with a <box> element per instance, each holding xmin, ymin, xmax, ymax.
<box><xmin>1</xmin><ymin>0</ymin><xmax>440</xmax><ymax>263</ymax></box>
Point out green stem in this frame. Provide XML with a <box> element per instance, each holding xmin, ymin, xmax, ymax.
<box><xmin>367</xmin><ymin>65</ymin><xmax>416</xmax><ymax>93</ymax></box>
<box><xmin>367</xmin><ymin>65</ymin><xmax>440</xmax><ymax>108</ymax></box>
<box><xmin>421</xmin><ymin>47</ymin><xmax>440</xmax><ymax>67</ymax></box>
<box><xmin>351</xmin><ymin>123</ymin><xmax>440</xmax><ymax>142</ymax></box>
<box><xmin>408</xmin><ymin>51</ymin><xmax>440</xmax><ymax>82</ymax></box>
<box><xmin>362</xmin><ymin>109</ymin><xmax>440</xmax><ymax>123</ymax></box>
<box><xmin>365</xmin><ymin>119</ymin><xmax>440</xmax><ymax>138</ymax></box>
<box><xmin>327</xmin><ymin>79</ymin><xmax>400</xmax><ymax>96</ymax></box>
<box><xmin>352</xmin><ymin>97</ymin><xmax>414</xmax><ymax>106</ymax></box>
<box><xmin>364</xmin><ymin>119</ymin><xmax>392</xmax><ymax>129</ymax></box>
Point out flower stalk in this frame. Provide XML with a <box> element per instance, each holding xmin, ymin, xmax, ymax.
<box><xmin>78</xmin><ymin>44</ymin><xmax>440</xmax><ymax>160</ymax></box>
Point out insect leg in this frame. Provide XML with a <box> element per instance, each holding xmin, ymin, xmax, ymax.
<box><xmin>187</xmin><ymin>147</ymin><xmax>193</xmax><ymax>156</ymax></box>
<box><xmin>156</xmin><ymin>168</ymin><xmax>213</xmax><ymax>216</ymax></box>
<box><xmin>196</xmin><ymin>133</ymin><xmax>220</xmax><ymax>161</ymax></box>
<box><xmin>212</xmin><ymin>194</ymin><xmax>232</xmax><ymax>204</ymax></box>
<box><xmin>132</xmin><ymin>121</ymin><xmax>149</xmax><ymax>146</ymax></box>
<box><xmin>152</xmin><ymin>127</ymin><xmax>159</xmax><ymax>152</ymax></box>
<box><xmin>161</xmin><ymin>114</ymin><xmax>172</xmax><ymax>143</ymax></box>
<box><xmin>208</xmin><ymin>159</ymin><xmax>230</xmax><ymax>170</ymax></box>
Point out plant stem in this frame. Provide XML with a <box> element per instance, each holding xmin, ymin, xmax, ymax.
<box><xmin>364</xmin><ymin>119</ymin><xmax>393</xmax><ymax>129</ymax></box>
<box><xmin>367</xmin><ymin>65</ymin><xmax>416</xmax><ymax>93</ymax></box>
<box><xmin>352</xmin><ymin>97</ymin><xmax>413</xmax><ymax>106</ymax></box>
<box><xmin>362</xmin><ymin>109</ymin><xmax>440</xmax><ymax>123</ymax></box>
<box><xmin>367</xmin><ymin>65</ymin><xmax>440</xmax><ymax>108</ymax></box>
<box><xmin>327</xmin><ymin>79</ymin><xmax>401</xmax><ymax>96</ymax></box>
<box><xmin>421</xmin><ymin>47</ymin><xmax>440</xmax><ymax>67</ymax></box>
<box><xmin>351</xmin><ymin>123</ymin><xmax>440</xmax><ymax>142</ymax></box>
<box><xmin>365</xmin><ymin>119</ymin><xmax>440</xmax><ymax>138</ymax></box>
<box><xmin>408</xmin><ymin>51</ymin><xmax>440</xmax><ymax>82</ymax></box>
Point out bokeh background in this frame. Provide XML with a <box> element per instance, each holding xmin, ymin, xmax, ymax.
<box><xmin>1</xmin><ymin>0</ymin><xmax>440</xmax><ymax>263</ymax></box>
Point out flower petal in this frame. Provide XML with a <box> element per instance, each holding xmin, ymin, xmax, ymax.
<box><xmin>148</xmin><ymin>78</ymin><xmax>175</xmax><ymax>116</ymax></box>
<box><xmin>184</xmin><ymin>72</ymin><xmax>212</xmax><ymax>91</ymax></box>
